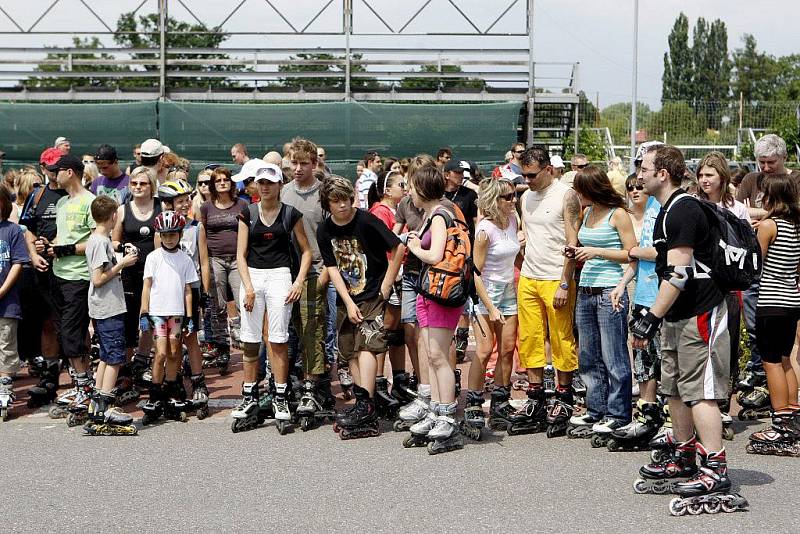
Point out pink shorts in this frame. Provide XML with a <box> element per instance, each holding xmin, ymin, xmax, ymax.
<box><xmin>152</xmin><ymin>316</ymin><xmax>183</xmax><ymax>339</ymax></box>
<box><xmin>416</xmin><ymin>295</ymin><xmax>464</xmax><ymax>330</ymax></box>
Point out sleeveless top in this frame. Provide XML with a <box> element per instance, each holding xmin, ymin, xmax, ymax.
<box><xmin>520</xmin><ymin>180</ymin><xmax>570</xmax><ymax>280</ymax></box>
<box><xmin>578</xmin><ymin>207</ymin><xmax>624</xmax><ymax>288</ymax></box>
<box><xmin>757</xmin><ymin>217</ymin><xmax>800</xmax><ymax>314</ymax></box>
<box><xmin>476</xmin><ymin>215</ymin><xmax>520</xmax><ymax>283</ymax></box>
<box><xmin>123</xmin><ymin>198</ymin><xmax>161</xmax><ymax>267</ymax></box>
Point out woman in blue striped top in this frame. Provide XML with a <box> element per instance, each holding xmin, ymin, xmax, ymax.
<box><xmin>568</xmin><ymin>166</ymin><xmax>638</xmax><ymax>441</ymax></box>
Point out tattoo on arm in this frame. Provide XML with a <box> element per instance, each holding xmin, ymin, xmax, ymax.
<box><xmin>564</xmin><ymin>189</ymin><xmax>582</xmax><ymax>234</ymax></box>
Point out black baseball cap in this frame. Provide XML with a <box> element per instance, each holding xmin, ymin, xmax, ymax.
<box><xmin>444</xmin><ymin>159</ymin><xmax>467</xmax><ymax>173</ymax></box>
<box><xmin>55</xmin><ymin>154</ymin><xmax>85</xmax><ymax>175</ymax></box>
<box><xmin>95</xmin><ymin>144</ymin><xmax>118</xmax><ymax>162</ymax></box>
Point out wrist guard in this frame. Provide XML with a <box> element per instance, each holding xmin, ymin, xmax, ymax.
<box><xmin>629</xmin><ymin>308</ymin><xmax>662</xmax><ymax>341</ymax></box>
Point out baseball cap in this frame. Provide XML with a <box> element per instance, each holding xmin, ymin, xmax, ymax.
<box><xmin>54</xmin><ymin>154</ymin><xmax>84</xmax><ymax>175</ymax></box>
<box><xmin>634</xmin><ymin>141</ymin><xmax>664</xmax><ymax>164</ymax></box>
<box><xmin>550</xmin><ymin>155</ymin><xmax>565</xmax><ymax>169</ymax></box>
<box><xmin>253</xmin><ymin>163</ymin><xmax>283</xmax><ymax>184</ymax></box>
<box><xmin>40</xmin><ymin>147</ymin><xmax>63</xmax><ymax>170</ymax></box>
<box><xmin>54</xmin><ymin>136</ymin><xmax>70</xmax><ymax>148</ymax></box>
<box><xmin>95</xmin><ymin>144</ymin><xmax>118</xmax><ymax>162</ymax></box>
<box><xmin>140</xmin><ymin>139</ymin><xmax>171</xmax><ymax>158</ymax></box>
<box><xmin>444</xmin><ymin>159</ymin><xmax>468</xmax><ymax>173</ymax></box>
<box><xmin>233</xmin><ymin>159</ymin><xmax>273</xmax><ymax>183</ymax></box>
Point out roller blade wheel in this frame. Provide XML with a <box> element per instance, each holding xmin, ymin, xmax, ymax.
<box><xmin>339</xmin><ymin>424</ymin><xmax>380</xmax><ymax>440</ymax></box>
<box><xmin>460</xmin><ymin>421</ymin><xmax>482</xmax><ymax>442</ymax></box>
<box><xmin>427</xmin><ymin>434</ymin><xmax>465</xmax><ymax>455</ymax></box>
<box><xmin>669</xmin><ymin>493</ymin><xmax>749</xmax><ymax>516</ymax></box>
<box><xmin>1</xmin><ymin>407</ymin><xmax>8</xmax><ymax>421</ymax></box>
<box><xmin>66</xmin><ymin>411</ymin><xmax>87</xmax><ymax>428</ymax></box>
<box><xmin>590</xmin><ymin>433</ymin><xmax>611</xmax><ymax>448</ymax></box>
<box><xmin>546</xmin><ymin>422</ymin><xmax>568</xmax><ymax>438</ymax></box>
<box><xmin>745</xmin><ymin>440</ymin><xmax>800</xmax><ymax>457</ymax></box>
<box><xmin>300</xmin><ymin>416</ymin><xmax>316</xmax><ymax>432</ymax></box>
<box><xmin>48</xmin><ymin>405</ymin><xmax>69</xmax><ymax>419</ymax></box>
<box><xmin>276</xmin><ymin>419</ymin><xmax>291</xmax><ymax>435</ymax></box>
<box><xmin>141</xmin><ymin>412</ymin><xmax>158</xmax><ymax>426</ymax></box>
<box><xmin>403</xmin><ymin>433</ymin><xmax>431</xmax><ymax>448</ymax></box>
<box><xmin>607</xmin><ymin>438</ymin><xmax>650</xmax><ymax>452</ymax></box>
<box><xmin>231</xmin><ymin>414</ymin><xmax>260</xmax><ymax>433</ymax></box>
<box><xmin>487</xmin><ymin>418</ymin><xmax>509</xmax><ymax>432</ymax></box>
<box><xmin>83</xmin><ymin>423</ymin><xmax>138</xmax><ymax>436</ymax></box>
<box><xmin>650</xmin><ymin>448</ymin><xmax>672</xmax><ymax>464</ymax></box>
<box><xmin>196</xmin><ymin>405</ymin><xmax>210</xmax><ymax>420</ymax></box>
<box><xmin>341</xmin><ymin>387</ymin><xmax>353</xmax><ymax>401</ymax></box>
<box><xmin>566</xmin><ymin>425</ymin><xmax>593</xmax><ymax>439</ymax></box>
<box><xmin>393</xmin><ymin>419</ymin><xmax>414</xmax><ymax>432</ymax></box>
<box><xmin>738</xmin><ymin>408</ymin><xmax>771</xmax><ymax>421</ymax></box>
<box><xmin>722</xmin><ymin>426</ymin><xmax>735</xmax><ymax>441</ymax></box>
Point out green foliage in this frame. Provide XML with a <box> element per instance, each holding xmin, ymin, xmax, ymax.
<box><xmin>577</xmin><ymin>91</ymin><xmax>599</xmax><ymax>126</ymax></box>
<box><xmin>772</xmin><ymin>114</ymin><xmax>800</xmax><ymax>162</ymax></box>
<box><xmin>22</xmin><ymin>37</ymin><xmax>130</xmax><ymax>88</ymax></box>
<box><xmin>599</xmin><ymin>102</ymin><xmax>652</xmax><ymax>145</ymax></box>
<box><xmin>662</xmin><ymin>13</ymin><xmax>693</xmax><ymax>101</ymax></box>
<box><xmin>563</xmin><ymin>128</ymin><xmax>606</xmax><ymax>161</ymax></box>
<box><xmin>732</xmin><ymin>34</ymin><xmax>780</xmax><ymax>102</ymax></box>
<box><xmin>277</xmin><ymin>53</ymin><xmax>380</xmax><ymax>90</ymax></box>
<box><xmin>399</xmin><ymin>65</ymin><xmax>485</xmax><ymax>91</ymax></box>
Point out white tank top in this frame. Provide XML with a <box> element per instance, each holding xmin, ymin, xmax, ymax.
<box><xmin>520</xmin><ymin>180</ymin><xmax>569</xmax><ymax>280</ymax></box>
<box><xmin>476</xmin><ymin>215</ymin><xmax>520</xmax><ymax>283</ymax></box>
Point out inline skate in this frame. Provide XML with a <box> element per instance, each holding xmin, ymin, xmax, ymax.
<box><xmin>669</xmin><ymin>445</ymin><xmax>748</xmax><ymax>516</ymax></box>
<box><xmin>83</xmin><ymin>391</ymin><xmax>137</xmax><ymax>436</ymax></box>
<box><xmin>454</xmin><ymin>368</ymin><xmax>462</xmax><ymax>398</ymax></box>
<box><xmin>463</xmin><ymin>390</ymin><xmax>486</xmax><ymax>432</ymax></box>
<box><xmin>633</xmin><ymin>436</ymin><xmax>698</xmax><ymax>494</ymax></box>
<box><xmin>200</xmin><ymin>343</ymin><xmax>219</xmax><ymax>369</ymax></box>
<box><xmin>546</xmin><ymin>385</ymin><xmax>574</xmax><ymax>438</ymax></box>
<box><xmin>337</xmin><ymin>363</ymin><xmax>354</xmax><ymax>400</ymax></box>
<box><xmin>427</xmin><ymin>402</ymin><xmax>465</xmax><ymax>455</ymax></box>
<box><xmin>188</xmin><ymin>374</ymin><xmax>210</xmax><ymax>420</ymax></box>
<box><xmin>487</xmin><ymin>386</ymin><xmax>515</xmax><ymax>431</ymax></box>
<box><xmin>296</xmin><ymin>379</ymin><xmax>336</xmax><ymax>431</ymax></box>
<box><xmin>394</xmin><ymin>394</ymin><xmax>430</xmax><ymax>432</ymax></box>
<box><xmin>591</xmin><ymin>418</ymin><xmax>628</xmax><ymax>448</ymax></box>
<box><xmin>272</xmin><ymin>386</ymin><xmax>294</xmax><ymax>435</ymax></box>
<box><xmin>403</xmin><ymin>402</ymin><xmax>437</xmax><ymax>448</ymax></box>
<box><xmin>0</xmin><ymin>376</ymin><xmax>14</xmax><ymax>421</ymax></box>
<box><xmin>607</xmin><ymin>400</ymin><xmax>663</xmax><ymax>452</ymax></box>
<box><xmin>214</xmin><ymin>347</ymin><xmax>231</xmax><ymax>376</ymax></box>
<box><xmin>65</xmin><ymin>374</ymin><xmax>94</xmax><ymax>427</ymax></box>
<box><xmin>390</xmin><ymin>372</ymin><xmax>417</xmax><ymax>405</ymax></box>
<box><xmin>737</xmin><ymin>386</ymin><xmax>771</xmax><ymax>420</ymax></box>
<box><xmin>231</xmin><ymin>382</ymin><xmax>263</xmax><ymax>433</ymax></box>
<box><xmin>26</xmin><ymin>355</ymin><xmax>49</xmax><ymax>378</ymax></box>
<box><xmin>27</xmin><ymin>359</ymin><xmax>60</xmax><ymax>409</ymax></box>
<box><xmin>130</xmin><ymin>352</ymin><xmax>152</xmax><ymax>388</ymax></box>
<box><xmin>746</xmin><ymin>410</ymin><xmax>800</xmax><ymax>456</ymax></box>
<box><xmin>454</xmin><ymin>327</ymin><xmax>469</xmax><ymax>363</ymax></box>
<box><xmin>721</xmin><ymin>412</ymin><xmax>735</xmax><ymax>440</ymax></box>
<box><xmin>336</xmin><ymin>385</ymin><xmax>379</xmax><ymax>440</ymax></box>
<box><xmin>572</xmin><ymin>374</ymin><xmax>587</xmax><ymax>408</ymax></box>
<box><xmin>111</xmin><ymin>364</ymin><xmax>140</xmax><ymax>405</ymax></box>
<box><xmin>567</xmin><ymin>412</ymin><xmax>600</xmax><ymax>439</ymax></box>
<box><xmin>375</xmin><ymin>376</ymin><xmax>400</xmax><ymax>419</ymax></box>
<box><xmin>543</xmin><ymin>365</ymin><xmax>556</xmax><ymax>397</ymax></box>
<box><xmin>507</xmin><ymin>385</ymin><xmax>547</xmax><ymax>436</ymax></box>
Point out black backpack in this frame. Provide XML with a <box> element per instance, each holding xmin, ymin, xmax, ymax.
<box><xmin>663</xmin><ymin>194</ymin><xmax>761</xmax><ymax>292</ymax></box>
<box><xmin>248</xmin><ymin>203</ymin><xmax>300</xmax><ymax>279</ymax></box>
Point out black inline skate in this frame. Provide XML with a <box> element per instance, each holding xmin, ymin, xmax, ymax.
<box><xmin>231</xmin><ymin>382</ymin><xmax>264</xmax><ymax>433</ymax></box>
<box><xmin>607</xmin><ymin>400</ymin><xmax>663</xmax><ymax>452</ymax></box>
<box><xmin>634</xmin><ymin>436</ymin><xmax>698</xmax><ymax>494</ymax></box>
<box><xmin>487</xmin><ymin>386</ymin><xmax>515</xmax><ymax>431</ymax></box>
<box><xmin>129</xmin><ymin>352</ymin><xmax>152</xmax><ymax>389</ymax></box>
<box><xmin>65</xmin><ymin>374</ymin><xmax>94</xmax><ymax>427</ymax></box>
<box><xmin>464</xmin><ymin>390</ymin><xmax>486</xmax><ymax>431</ymax></box>
<box><xmin>737</xmin><ymin>385</ymin><xmax>771</xmax><ymax>420</ymax></box>
<box><xmin>188</xmin><ymin>374</ymin><xmax>210</xmax><ymax>420</ymax></box>
<box><xmin>214</xmin><ymin>347</ymin><xmax>231</xmax><ymax>376</ymax></box>
<box><xmin>648</xmin><ymin>400</ymin><xmax>674</xmax><ymax>463</ymax></box>
<box><xmin>507</xmin><ymin>385</ymin><xmax>548</xmax><ymax>436</ymax></box>
<box><xmin>669</xmin><ymin>444</ymin><xmax>748</xmax><ymax>516</ymax></box>
<box><xmin>567</xmin><ymin>412</ymin><xmax>600</xmax><ymax>439</ymax></box>
<box><xmin>746</xmin><ymin>409</ymin><xmax>800</xmax><ymax>456</ymax></box>
<box><xmin>390</xmin><ymin>372</ymin><xmax>417</xmax><ymax>405</ymax></box>
<box><xmin>27</xmin><ymin>359</ymin><xmax>60</xmax><ymax>409</ymax></box>
<box><xmin>296</xmin><ymin>379</ymin><xmax>336</xmax><ymax>431</ymax></box>
<box><xmin>454</xmin><ymin>327</ymin><xmax>469</xmax><ymax>363</ymax></box>
<box><xmin>163</xmin><ymin>380</ymin><xmax>190</xmax><ymax>422</ymax></box>
<box><xmin>337</xmin><ymin>362</ymin><xmax>354</xmax><ymax>400</ymax></box>
<box><xmin>427</xmin><ymin>401</ymin><xmax>465</xmax><ymax>455</ymax></box>
<box><xmin>336</xmin><ymin>385</ymin><xmax>379</xmax><ymax>440</ymax></box>
<box><xmin>543</xmin><ymin>365</ymin><xmax>556</xmax><ymax>397</ymax></box>
<box><xmin>83</xmin><ymin>391</ymin><xmax>137</xmax><ymax>436</ymax></box>
<box><xmin>572</xmin><ymin>374</ymin><xmax>587</xmax><ymax>408</ymax></box>
<box><xmin>0</xmin><ymin>376</ymin><xmax>14</xmax><ymax>421</ymax></box>
<box><xmin>454</xmin><ymin>368</ymin><xmax>462</xmax><ymax>398</ymax></box>
<box><xmin>375</xmin><ymin>376</ymin><xmax>400</xmax><ymax>419</ymax></box>
<box><xmin>111</xmin><ymin>364</ymin><xmax>141</xmax><ymax>406</ymax></box>
<box><xmin>545</xmin><ymin>385</ymin><xmax>574</xmax><ymax>438</ymax></box>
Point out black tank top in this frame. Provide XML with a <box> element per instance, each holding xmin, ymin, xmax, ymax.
<box><xmin>123</xmin><ymin>198</ymin><xmax>161</xmax><ymax>265</ymax></box>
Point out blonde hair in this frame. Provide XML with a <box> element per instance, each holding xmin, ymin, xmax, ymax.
<box><xmin>129</xmin><ymin>166</ymin><xmax>157</xmax><ymax>197</ymax></box>
<box><xmin>16</xmin><ymin>170</ymin><xmax>42</xmax><ymax>206</ymax></box>
<box><xmin>82</xmin><ymin>161</ymin><xmax>99</xmax><ymax>186</ymax></box>
<box><xmin>319</xmin><ymin>175</ymin><xmax>354</xmax><ymax>209</ymax></box>
<box><xmin>478</xmin><ymin>178</ymin><xmax>513</xmax><ymax>222</ymax></box>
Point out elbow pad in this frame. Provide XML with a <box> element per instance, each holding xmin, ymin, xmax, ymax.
<box><xmin>666</xmin><ymin>265</ymin><xmax>695</xmax><ymax>291</ymax></box>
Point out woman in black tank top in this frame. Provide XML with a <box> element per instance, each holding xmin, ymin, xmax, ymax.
<box><xmin>112</xmin><ymin>166</ymin><xmax>161</xmax><ymax>361</ymax></box>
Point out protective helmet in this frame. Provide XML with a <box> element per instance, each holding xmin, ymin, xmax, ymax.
<box><xmin>158</xmin><ymin>179</ymin><xmax>193</xmax><ymax>199</ymax></box>
<box><xmin>154</xmin><ymin>210</ymin><xmax>186</xmax><ymax>233</ymax></box>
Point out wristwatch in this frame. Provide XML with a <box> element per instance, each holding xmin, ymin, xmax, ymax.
<box><xmin>559</xmin><ymin>281</ymin><xmax>569</xmax><ymax>290</ymax></box>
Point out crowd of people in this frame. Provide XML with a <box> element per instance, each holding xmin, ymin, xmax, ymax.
<box><xmin>0</xmin><ymin>132</ymin><xmax>797</xmax><ymax>514</ymax></box>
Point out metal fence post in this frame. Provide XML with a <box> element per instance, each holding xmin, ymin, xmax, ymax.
<box><xmin>159</xmin><ymin>0</ymin><xmax>167</xmax><ymax>100</ymax></box>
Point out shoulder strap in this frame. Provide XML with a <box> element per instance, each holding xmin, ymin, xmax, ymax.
<box><xmin>21</xmin><ymin>184</ymin><xmax>46</xmax><ymax>220</ymax></box>
<box><xmin>661</xmin><ymin>193</ymin><xmax>693</xmax><ymax>238</ymax></box>
<box><xmin>248</xmin><ymin>203</ymin><xmax>259</xmax><ymax>233</ymax></box>
<box><xmin>280</xmin><ymin>203</ymin><xmax>295</xmax><ymax>239</ymax></box>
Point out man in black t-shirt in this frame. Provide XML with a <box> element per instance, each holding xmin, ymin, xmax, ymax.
<box><xmin>442</xmin><ymin>159</ymin><xmax>478</xmax><ymax>238</ymax></box>
<box><xmin>631</xmin><ymin>145</ymin><xmax>733</xmax><ymax>500</ymax></box>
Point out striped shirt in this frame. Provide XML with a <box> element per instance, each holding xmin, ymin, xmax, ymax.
<box><xmin>578</xmin><ymin>207</ymin><xmax>624</xmax><ymax>288</ymax></box>
<box><xmin>757</xmin><ymin>217</ymin><xmax>800</xmax><ymax>313</ymax></box>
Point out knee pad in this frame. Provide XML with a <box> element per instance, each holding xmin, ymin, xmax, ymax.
<box><xmin>242</xmin><ymin>342</ymin><xmax>260</xmax><ymax>363</ymax></box>
<box><xmin>386</xmin><ymin>328</ymin><xmax>405</xmax><ymax>347</ymax></box>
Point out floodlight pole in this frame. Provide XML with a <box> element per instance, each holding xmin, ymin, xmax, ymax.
<box><xmin>526</xmin><ymin>0</ymin><xmax>535</xmax><ymax>146</ymax></box>
<box><xmin>629</xmin><ymin>0</ymin><xmax>638</xmax><ymax>172</ymax></box>
<box><xmin>159</xmin><ymin>0</ymin><xmax>167</xmax><ymax>100</ymax></box>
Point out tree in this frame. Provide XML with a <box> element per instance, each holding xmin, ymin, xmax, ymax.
<box><xmin>277</xmin><ymin>53</ymin><xmax>380</xmax><ymax>90</ymax></box>
<box><xmin>645</xmin><ymin>101</ymin><xmax>707</xmax><ymax>144</ymax></box>
<box><xmin>22</xmin><ymin>37</ymin><xmax>130</xmax><ymax>88</ymax></box>
<box><xmin>732</xmin><ymin>34</ymin><xmax>779</xmax><ymax>102</ymax></box>
<box><xmin>691</xmin><ymin>18</ymin><xmax>731</xmax><ymax>127</ymax></box>
<box><xmin>774</xmin><ymin>54</ymin><xmax>800</xmax><ymax>101</ymax></box>
<box><xmin>662</xmin><ymin>13</ymin><xmax>693</xmax><ymax>101</ymax></box>
<box><xmin>599</xmin><ymin>102</ymin><xmax>652</xmax><ymax>146</ymax></box>
<box><xmin>563</xmin><ymin>128</ymin><xmax>607</xmax><ymax>162</ymax></box>
<box><xmin>400</xmin><ymin>65</ymin><xmax>485</xmax><ymax>91</ymax></box>
<box><xmin>576</xmin><ymin>91</ymin><xmax>599</xmax><ymax>126</ymax></box>
<box><xmin>113</xmin><ymin>12</ymin><xmax>238</xmax><ymax>88</ymax></box>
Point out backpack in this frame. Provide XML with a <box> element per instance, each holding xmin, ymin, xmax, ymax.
<box><xmin>415</xmin><ymin>208</ymin><xmax>475</xmax><ymax>307</ymax></box>
<box><xmin>248</xmin><ymin>203</ymin><xmax>300</xmax><ymax>279</ymax></box>
<box><xmin>663</xmin><ymin>194</ymin><xmax>761</xmax><ymax>292</ymax></box>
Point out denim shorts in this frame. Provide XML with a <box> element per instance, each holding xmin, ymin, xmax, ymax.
<box><xmin>476</xmin><ymin>280</ymin><xmax>517</xmax><ymax>316</ymax></box>
<box><xmin>96</xmin><ymin>314</ymin><xmax>126</xmax><ymax>366</ymax></box>
<box><xmin>400</xmin><ymin>273</ymin><xmax>418</xmax><ymax>324</ymax></box>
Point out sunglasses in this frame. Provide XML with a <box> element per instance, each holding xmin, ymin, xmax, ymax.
<box><xmin>626</xmin><ymin>185</ymin><xmax>644</xmax><ymax>192</ymax></box>
<box><xmin>500</xmin><ymin>192</ymin><xmax>516</xmax><ymax>201</ymax></box>
<box><xmin>198</xmin><ymin>180</ymin><xmax>210</xmax><ymax>186</ymax></box>
<box><xmin>82</xmin><ymin>160</ymin><xmax>94</xmax><ymax>165</ymax></box>
<box><xmin>130</xmin><ymin>181</ymin><xmax>150</xmax><ymax>188</ymax></box>
<box><xmin>521</xmin><ymin>169</ymin><xmax>544</xmax><ymax>180</ymax></box>
<box><xmin>512</xmin><ymin>150</ymin><xmax>524</xmax><ymax>154</ymax></box>
<box><xmin>574</xmin><ymin>164</ymin><xmax>588</xmax><ymax>170</ymax></box>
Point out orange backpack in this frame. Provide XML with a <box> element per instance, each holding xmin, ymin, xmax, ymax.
<box><xmin>415</xmin><ymin>207</ymin><xmax>475</xmax><ymax>307</ymax></box>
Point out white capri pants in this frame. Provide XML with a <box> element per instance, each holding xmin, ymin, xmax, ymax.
<box><xmin>239</xmin><ymin>266</ymin><xmax>293</xmax><ymax>344</ymax></box>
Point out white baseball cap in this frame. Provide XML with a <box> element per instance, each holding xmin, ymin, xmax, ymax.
<box><xmin>140</xmin><ymin>138</ymin><xmax>171</xmax><ymax>158</ymax></box>
<box><xmin>233</xmin><ymin>159</ymin><xmax>283</xmax><ymax>183</ymax></box>
<box><xmin>550</xmin><ymin>155</ymin><xmax>565</xmax><ymax>169</ymax></box>
<box><xmin>253</xmin><ymin>163</ymin><xmax>284</xmax><ymax>183</ymax></box>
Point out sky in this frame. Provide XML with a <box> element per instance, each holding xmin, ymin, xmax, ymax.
<box><xmin>1</xmin><ymin>0</ymin><xmax>798</xmax><ymax>108</ymax></box>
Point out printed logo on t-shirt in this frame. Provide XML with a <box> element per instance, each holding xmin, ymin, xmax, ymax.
<box><xmin>0</xmin><ymin>240</ymin><xmax>9</xmax><ymax>275</ymax></box>
<box><xmin>332</xmin><ymin>237</ymin><xmax>367</xmax><ymax>296</ymax></box>
<box><xmin>95</xmin><ymin>185</ymin><xmax>123</xmax><ymax>204</ymax></box>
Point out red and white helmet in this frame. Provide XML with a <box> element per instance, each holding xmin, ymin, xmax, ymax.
<box><xmin>154</xmin><ymin>210</ymin><xmax>186</xmax><ymax>233</ymax></box>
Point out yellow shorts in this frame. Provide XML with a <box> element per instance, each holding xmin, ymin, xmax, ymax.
<box><xmin>517</xmin><ymin>276</ymin><xmax>578</xmax><ymax>372</ymax></box>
